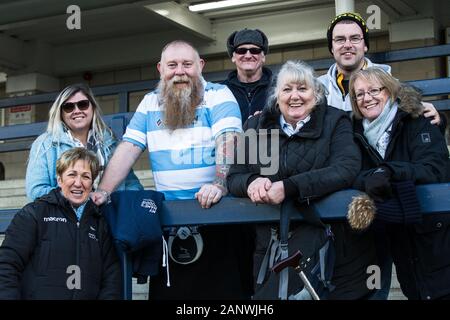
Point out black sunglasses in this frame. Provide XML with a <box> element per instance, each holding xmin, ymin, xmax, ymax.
<box><xmin>61</xmin><ymin>99</ymin><xmax>90</xmax><ymax>113</ymax></box>
<box><xmin>234</xmin><ymin>47</ymin><xmax>263</xmax><ymax>55</ymax></box>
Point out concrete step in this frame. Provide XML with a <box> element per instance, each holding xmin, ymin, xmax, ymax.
<box><xmin>132</xmin><ymin>280</ymin><xmax>149</xmax><ymax>300</ymax></box>
<box><xmin>0</xmin><ymin>187</ymin><xmax>28</xmax><ymax>197</ymax></box>
<box><xmin>0</xmin><ymin>179</ymin><xmax>25</xmax><ymax>190</ymax></box>
<box><xmin>0</xmin><ymin>196</ymin><xmax>29</xmax><ymax>210</ymax></box>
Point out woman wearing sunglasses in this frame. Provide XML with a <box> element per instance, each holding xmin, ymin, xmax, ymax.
<box><xmin>26</xmin><ymin>83</ymin><xmax>142</xmax><ymax>200</ymax></box>
<box><xmin>350</xmin><ymin>67</ymin><xmax>450</xmax><ymax>299</ymax></box>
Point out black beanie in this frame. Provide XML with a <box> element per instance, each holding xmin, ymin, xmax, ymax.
<box><xmin>226</xmin><ymin>28</ymin><xmax>269</xmax><ymax>57</ymax></box>
<box><xmin>327</xmin><ymin>12</ymin><xmax>369</xmax><ymax>53</ymax></box>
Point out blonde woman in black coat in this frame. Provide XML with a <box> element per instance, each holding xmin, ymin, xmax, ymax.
<box><xmin>350</xmin><ymin>67</ymin><xmax>450</xmax><ymax>300</ymax></box>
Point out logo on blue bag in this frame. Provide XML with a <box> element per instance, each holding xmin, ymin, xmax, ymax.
<box><xmin>141</xmin><ymin>199</ymin><xmax>158</xmax><ymax>214</ymax></box>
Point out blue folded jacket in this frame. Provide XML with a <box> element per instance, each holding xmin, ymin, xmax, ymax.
<box><xmin>102</xmin><ymin>190</ymin><xmax>165</xmax><ymax>282</ymax></box>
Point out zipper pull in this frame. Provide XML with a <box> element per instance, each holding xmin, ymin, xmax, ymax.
<box><xmin>76</xmin><ymin>222</ymin><xmax>80</xmax><ymax>228</ymax></box>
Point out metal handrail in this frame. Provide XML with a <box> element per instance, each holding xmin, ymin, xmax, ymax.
<box><xmin>1</xmin><ymin>184</ymin><xmax>449</xmax><ymax>233</ymax></box>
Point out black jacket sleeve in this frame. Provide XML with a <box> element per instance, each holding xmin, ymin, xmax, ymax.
<box><xmin>227</xmin><ymin>116</ymin><xmax>262</xmax><ymax>197</ymax></box>
<box><xmin>384</xmin><ymin>117</ymin><xmax>449</xmax><ymax>183</ymax></box>
<box><xmin>0</xmin><ymin>204</ymin><xmax>38</xmax><ymax>299</ymax></box>
<box><xmin>353</xmin><ymin>167</ymin><xmax>377</xmax><ymax>190</ymax></box>
<box><xmin>286</xmin><ymin>115</ymin><xmax>362</xmax><ymax>202</ymax></box>
<box><xmin>97</xmin><ymin>220</ymin><xmax>122</xmax><ymax>300</ymax></box>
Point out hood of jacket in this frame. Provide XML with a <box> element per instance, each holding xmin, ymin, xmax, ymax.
<box><xmin>34</xmin><ymin>127</ymin><xmax>115</xmax><ymax>159</ymax></box>
<box><xmin>324</xmin><ymin>58</ymin><xmax>392</xmax><ymax>87</ymax></box>
<box><xmin>40</xmin><ymin>125</ymin><xmax>115</xmax><ymax>150</ymax></box>
<box><xmin>396</xmin><ymin>84</ymin><xmax>423</xmax><ymax>118</ymax></box>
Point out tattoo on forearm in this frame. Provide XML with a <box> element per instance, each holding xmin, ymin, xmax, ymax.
<box><xmin>214</xmin><ymin>164</ymin><xmax>230</xmax><ymax>189</ymax></box>
<box><xmin>216</xmin><ymin>132</ymin><xmax>238</xmax><ymax>165</ymax></box>
<box><xmin>214</xmin><ymin>132</ymin><xmax>238</xmax><ymax>190</ymax></box>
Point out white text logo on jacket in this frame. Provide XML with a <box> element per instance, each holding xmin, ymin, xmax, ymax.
<box><xmin>141</xmin><ymin>199</ymin><xmax>158</xmax><ymax>214</ymax></box>
<box><xmin>43</xmin><ymin>217</ymin><xmax>67</xmax><ymax>223</ymax></box>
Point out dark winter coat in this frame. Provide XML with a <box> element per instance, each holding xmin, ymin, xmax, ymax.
<box><xmin>0</xmin><ymin>189</ymin><xmax>121</xmax><ymax>300</ymax></box>
<box><xmin>227</xmin><ymin>102</ymin><xmax>378</xmax><ymax>299</ymax></box>
<box><xmin>223</xmin><ymin>67</ymin><xmax>272</xmax><ymax>121</ymax></box>
<box><xmin>353</xmin><ymin>86</ymin><xmax>450</xmax><ymax>300</ymax></box>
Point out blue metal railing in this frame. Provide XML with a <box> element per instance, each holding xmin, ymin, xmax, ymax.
<box><xmin>2</xmin><ymin>184</ymin><xmax>449</xmax><ymax>234</ymax></box>
<box><xmin>2</xmin><ymin>184</ymin><xmax>448</xmax><ymax>299</ymax></box>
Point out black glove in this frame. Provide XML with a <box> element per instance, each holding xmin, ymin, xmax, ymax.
<box><xmin>364</xmin><ymin>166</ymin><xmax>393</xmax><ymax>202</ymax></box>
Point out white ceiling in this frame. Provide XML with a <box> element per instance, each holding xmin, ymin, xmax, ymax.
<box><xmin>0</xmin><ymin>0</ymin><xmax>448</xmax><ymax>76</ymax></box>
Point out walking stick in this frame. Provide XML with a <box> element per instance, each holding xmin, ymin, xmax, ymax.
<box><xmin>272</xmin><ymin>250</ymin><xmax>320</xmax><ymax>300</ymax></box>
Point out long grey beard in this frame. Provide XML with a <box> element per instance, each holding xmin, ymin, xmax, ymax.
<box><xmin>158</xmin><ymin>76</ymin><xmax>203</xmax><ymax>130</ymax></box>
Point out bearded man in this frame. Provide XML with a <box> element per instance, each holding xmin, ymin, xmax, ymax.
<box><xmin>91</xmin><ymin>40</ymin><xmax>247</xmax><ymax>299</ymax></box>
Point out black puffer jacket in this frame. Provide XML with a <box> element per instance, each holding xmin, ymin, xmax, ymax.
<box><xmin>228</xmin><ymin>102</ymin><xmax>377</xmax><ymax>299</ymax></box>
<box><xmin>353</xmin><ymin>86</ymin><xmax>450</xmax><ymax>300</ymax></box>
<box><xmin>0</xmin><ymin>189</ymin><xmax>121</xmax><ymax>300</ymax></box>
<box><xmin>223</xmin><ymin>67</ymin><xmax>272</xmax><ymax>121</ymax></box>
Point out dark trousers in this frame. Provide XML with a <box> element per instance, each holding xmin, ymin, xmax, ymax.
<box><xmin>149</xmin><ymin>224</ymin><xmax>254</xmax><ymax>300</ymax></box>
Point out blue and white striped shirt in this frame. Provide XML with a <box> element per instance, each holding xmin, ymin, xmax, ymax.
<box><xmin>123</xmin><ymin>80</ymin><xmax>242</xmax><ymax>200</ymax></box>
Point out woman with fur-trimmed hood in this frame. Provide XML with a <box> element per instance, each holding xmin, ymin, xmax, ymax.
<box><xmin>350</xmin><ymin>67</ymin><xmax>450</xmax><ymax>300</ymax></box>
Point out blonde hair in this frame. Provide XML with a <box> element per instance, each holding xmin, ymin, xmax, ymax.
<box><xmin>47</xmin><ymin>83</ymin><xmax>110</xmax><ymax>142</ymax></box>
<box><xmin>56</xmin><ymin>147</ymin><xmax>100</xmax><ymax>182</ymax></box>
<box><xmin>267</xmin><ymin>60</ymin><xmax>325</xmax><ymax>113</ymax></box>
<box><xmin>349</xmin><ymin>67</ymin><xmax>400</xmax><ymax>119</ymax></box>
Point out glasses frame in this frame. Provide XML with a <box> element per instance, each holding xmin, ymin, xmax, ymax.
<box><xmin>234</xmin><ymin>47</ymin><xmax>263</xmax><ymax>55</ymax></box>
<box><xmin>354</xmin><ymin>87</ymin><xmax>385</xmax><ymax>101</ymax></box>
<box><xmin>61</xmin><ymin>99</ymin><xmax>91</xmax><ymax>113</ymax></box>
<box><xmin>332</xmin><ymin>36</ymin><xmax>364</xmax><ymax>46</ymax></box>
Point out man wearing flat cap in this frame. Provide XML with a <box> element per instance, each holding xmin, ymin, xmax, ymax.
<box><xmin>222</xmin><ymin>29</ymin><xmax>273</xmax><ymax>299</ymax></box>
<box><xmin>223</xmin><ymin>28</ymin><xmax>272</xmax><ymax>121</ymax></box>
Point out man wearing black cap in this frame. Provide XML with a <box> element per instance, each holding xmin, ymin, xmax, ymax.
<box><xmin>319</xmin><ymin>14</ymin><xmax>391</xmax><ymax>300</ymax></box>
<box><xmin>319</xmin><ymin>12</ymin><xmax>440</xmax><ymax>124</ymax></box>
<box><xmin>222</xmin><ymin>29</ymin><xmax>273</xmax><ymax>299</ymax></box>
<box><xmin>223</xmin><ymin>28</ymin><xmax>272</xmax><ymax>121</ymax></box>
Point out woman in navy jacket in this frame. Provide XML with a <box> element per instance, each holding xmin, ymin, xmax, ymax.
<box><xmin>0</xmin><ymin>148</ymin><xmax>121</xmax><ymax>299</ymax></box>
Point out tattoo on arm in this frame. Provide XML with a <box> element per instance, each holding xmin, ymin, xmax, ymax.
<box><xmin>213</xmin><ymin>132</ymin><xmax>238</xmax><ymax>190</ymax></box>
<box><xmin>214</xmin><ymin>164</ymin><xmax>230</xmax><ymax>190</ymax></box>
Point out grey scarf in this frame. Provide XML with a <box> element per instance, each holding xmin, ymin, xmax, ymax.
<box><xmin>362</xmin><ymin>99</ymin><xmax>398</xmax><ymax>151</ymax></box>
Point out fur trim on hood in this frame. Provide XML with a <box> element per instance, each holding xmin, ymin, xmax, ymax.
<box><xmin>397</xmin><ymin>84</ymin><xmax>423</xmax><ymax>118</ymax></box>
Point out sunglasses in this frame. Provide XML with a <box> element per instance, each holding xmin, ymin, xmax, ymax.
<box><xmin>61</xmin><ymin>99</ymin><xmax>90</xmax><ymax>113</ymax></box>
<box><xmin>234</xmin><ymin>47</ymin><xmax>263</xmax><ymax>55</ymax></box>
